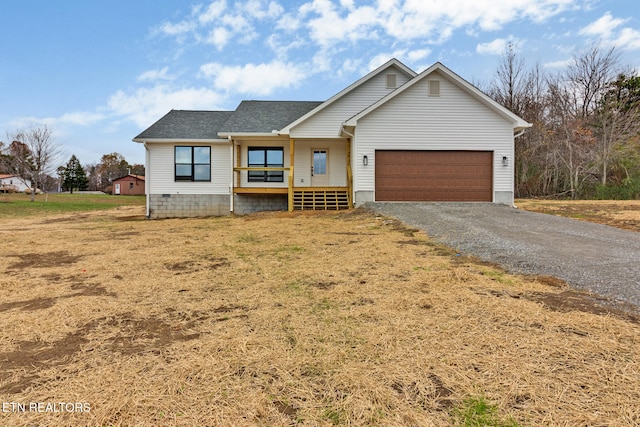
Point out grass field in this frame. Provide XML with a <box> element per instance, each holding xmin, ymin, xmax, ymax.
<box><xmin>1</xmin><ymin>198</ymin><xmax>639</xmax><ymax>426</ymax></box>
<box><xmin>0</xmin><ymin>193</ymin><xmax>145</xmax><ymax>218</ymax></box>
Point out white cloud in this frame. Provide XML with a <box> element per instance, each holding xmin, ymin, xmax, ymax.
<box><xmin>9</xmin><ymin>111</ymin><xmax>106</xmax><ymax>130</ymax></box>
<box><xmin>580</xmin><ymin>12</ymin><xmax>640</xmax><ymax>51</ymax></box>
<box><xmin>58</xmin><ymin>112</ymin><xmax>106</xmax><ymax>126</ymax></box>
<box><xmin>286</xmin><ymin>0</ymin><xmax>577</xmax><ymax>50</ymax></box>
<box><xmin>207</xmin><ymin>27</ymin><xmax>231</xmax><ymax>49</ymax></box>
<box><xmin>157</xmin><ymin>0</ymin><xmax>286</xmax><ymax>49</ymax></box>
<box><xmin>137</xmin><ymin>67</ymin><xmax>173</xmax><ymax>82</ymax></box>
<box><xmin>477</xmin><ymin>38</ymin><xmax>512</xmax><ymax>55</ymax></box>
<box><xmin>108</xmin><ymin>85</ymin><xmax>226</xmax><ymax>128</ymax></box>
<box><xmin>367</xmin><ymin>53</ymin><xmax>401</xmax><ymax>71</ymax></box>
<box><xmin>157</xmin><ymin>20</ymin><xmax>197</xmax><ymax>37</ymax></box>
<box><xmin>199</xmin><ymin>61</ymin><xmax>306</xmax><ymax>96</ymax></box>
<box><xmin>199</xmin><ymin>0</ymin><xmax>227</xmax><ymax>24</ymax></box>
<box><xmin>579</xmin><ymin>12</ymin><xmax>626</xmax><ymax>39</ymax></box>
<box><xmin>407</xmin><ymin>49</ymin><xmax>431</xmax><ymax>62</ymax></box>
<box><xmin>544</xmin><ymin>58</ymin><xmax>572</xmax><ymax>69</ymax></box>
<box><xmin>616</xmin><ymin>27</ymin><xmax>640</xmax><ymax>51</ymax></box>
<box><xmin>242</xmin><ymin>0</ymin><xmax>284</xmax><ymax>19</ymax></box>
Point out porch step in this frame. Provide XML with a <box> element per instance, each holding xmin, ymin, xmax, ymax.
<box><xmin>293</xmin><ymin>189</ymin><xmax>350</xmax><ymax>211</ymax></box>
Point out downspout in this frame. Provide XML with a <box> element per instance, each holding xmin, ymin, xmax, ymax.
<box><xmin>143</xmin><ymin>142</ymin><xmax>150</xmax><ymax>218</ymax></box>
<box><xmin>228</xmin><ymin>136</ymin><xmax>234</xmax><ymax>214</ymax></box>
<box><xmin>514</xmin><ymin>129</ymin><xmax>526</xmax><ymax>139</ymax></box>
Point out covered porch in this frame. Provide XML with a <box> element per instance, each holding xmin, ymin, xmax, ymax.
<box><xmin>231</xmin><ymin>137</ymin><xmax>353</xmax><ymax>212</ymax></box>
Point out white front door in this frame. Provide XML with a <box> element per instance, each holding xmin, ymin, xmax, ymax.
<box><xmin>114</xmin><ymin>183</ymin><xmax>121</xmax><ymax>195</ymax></box>
<box><xmin>311</xmin><ymin>149</ymin><xmax>329</xmax><ymax>186</ymax></box>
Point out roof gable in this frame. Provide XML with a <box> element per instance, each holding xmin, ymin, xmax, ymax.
<box><xmin>344</xmin><ymin>62</ymin><xmax>531</xmax><ymax>131</ymax></box>
<box><xmin>279</xmin><ymin>58</ymin><xmax>417</xmax><ymax>134</ymax></box>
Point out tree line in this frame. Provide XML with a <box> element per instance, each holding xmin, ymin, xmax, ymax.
<box><xmin>57</xmin><ymin>152</ymin><xmax>144</xmax><ymax>193</ymax></box>
<box><xmin>1</xmin><ymin>129</ymin><xmax>143</xmax><ymax>196</ymax></box>
<box><xmin>485</xmin><ymin>43</ymin><xmax>640</xmax><ymax>199</ymax></box>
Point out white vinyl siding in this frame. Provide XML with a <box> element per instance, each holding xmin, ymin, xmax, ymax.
<box><xmin>291</xmin><ymin>139</ymin><xmax>347</xmax><ymax>187</ymax></box>
<box><xmin>290</xmin><ymin>66</ymin><xmax>411</xmax><ymax>138</ymax></box>
<box><xmin>353</xmin><ymin>70</ymin><xmax>515</xmax><ymax>198</ymax></box>
<box><xmin>147</xmin><ymin>143</ymin><xmax>230</xmax><ymax>195</ymax></box>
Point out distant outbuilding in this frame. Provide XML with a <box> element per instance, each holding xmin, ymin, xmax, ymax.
<box><xmin>112</xmin><ymin>174</ymin><xmax>145</xmax><ymax>195</ymax></box>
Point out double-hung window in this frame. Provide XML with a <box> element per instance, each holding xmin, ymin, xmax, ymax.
<box><xmin>175</xmin><ymin>146</ymin><xmax>211</xmax><ymax>181</ymax></box>
<box><xmin>248</xmin><ymin>147</ymin><xmax>284</xmax><ymax>182</ymax></box>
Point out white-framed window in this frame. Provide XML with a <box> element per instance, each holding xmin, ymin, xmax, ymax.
<box><xmin>175</xmin><ymin>146</ymin><xmax>211</xmax><ymax>181</ymax></box>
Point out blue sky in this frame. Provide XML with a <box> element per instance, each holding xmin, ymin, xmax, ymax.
<box><xmin>1</xmin><ymin>0</ymin><xmax>639</xmax><ymax>167</ymax></box>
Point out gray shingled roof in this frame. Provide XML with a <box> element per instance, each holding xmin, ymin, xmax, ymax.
<box><xmin>219</xmin><ymin>101</ymin><xmax>322</xmax><ymax>133</ymax></box>
<box><xmin>133</xmin><ymin>101</ymin><xmax>323</xmax><ymax>140</ymax></box>
<box><xmin>134</xmin><ymin>110</ymin><xmax>234</xmax><ymax>140</ymax></box>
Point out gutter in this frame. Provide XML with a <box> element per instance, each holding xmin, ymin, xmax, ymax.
<box><xmin>217</xmin><ymin>132</ymin><xmax>281</xmax><ymax>138</ymax></box>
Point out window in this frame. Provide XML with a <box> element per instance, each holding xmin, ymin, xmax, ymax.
<box><xmin>248</xmin><ymin>147</ymin><xmax>284</xmax><ymax>182</ymax></box>
<box><xmin>129</xmin><ymin>182</ymin><xmax>134</xmax><ymax>190</ymax></box>
<box><xmin>175</xmin><ymin>146</ymin><xmax>211</xmax><ymax>181</ymax></box>
<box><xmin>386</xmin><ymin>73</ymin><xmax>397</xmax><ymax>89</ymax></box>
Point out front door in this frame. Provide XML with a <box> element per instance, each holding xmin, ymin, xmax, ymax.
<box><xmin>114</xmin><ymin>183</ymin><xmax>121</xmax><ymax>195</ymax></box>
<box><xmin>311</xmin><ymin>149</ymin><xmax>328</xmax><ymax>186</ymax></box>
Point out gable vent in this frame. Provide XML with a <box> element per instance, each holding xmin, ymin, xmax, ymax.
<box><xmin>386</xmin><ymin>73</ymin><xmax>397</xmax><ymax>89</ymax></box>
<box><xmin>429</xmin><ymin>80</ymin><xmax>440</xmax><ymax>96</ymax></box>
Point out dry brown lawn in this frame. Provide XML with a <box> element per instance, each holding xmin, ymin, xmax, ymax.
<box><xmin>516</xmin><ymin>199</ymin><xmax>640</xmax><ymax>232</ymax></box>
<box><xmin>1</xmin><ymin>206</ymin><xmax>639</xmax><ymax>426</ymax></box>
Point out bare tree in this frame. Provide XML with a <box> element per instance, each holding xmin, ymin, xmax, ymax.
<box><xmin>565</xmin><ymin>44</ymin><xmax>620</xmax><ymax>120</ymax></box>
<box><xmin>490</xmin><ymin>42</ymin><xmax>527</xmax><ymax>115</ymax></box>
<box><xmin>2</xmin><ymin>125</ymin><xmax>62</xmax><ymax>201</ymax></box>
<box><xmin>488</xmin><ymin>46</ymin><xmax>552</xmax><ymax>197</ymax></box>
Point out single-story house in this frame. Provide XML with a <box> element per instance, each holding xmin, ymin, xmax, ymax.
<box><xmin>112</xmin><ymin>174</ymin><xmax>145</xmax><ymax>196</ymax></box>
<box><xmin>0</xmin><ymin>174</ymin><xmax>32</xmax><ymax>193</ymax></box>
<box><xmin>133</xmin><ymin>59</ymin><xmax>531</xmax><ymax>219</ymax></box>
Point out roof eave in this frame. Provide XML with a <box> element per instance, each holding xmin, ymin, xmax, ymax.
<box><xmin>132</xmin><ymin>138</ymin><xmax>228</xmax><ymax>144</ymax></box>
<box><xmin>218</xmin><ymin>132</ymin><xmax>284</xmax><ymax>138</ymax></box>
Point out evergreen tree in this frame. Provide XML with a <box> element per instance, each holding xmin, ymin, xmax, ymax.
<box><xmin>60</xmin><ymin>155</ymin><xmax>88</xmax><ymax>193</ymax></box>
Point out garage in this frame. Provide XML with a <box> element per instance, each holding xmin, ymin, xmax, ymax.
<box><xmin>374</xmin><ymin>150</ymin><xmax>493</xmax><ymax>202</ymax></box>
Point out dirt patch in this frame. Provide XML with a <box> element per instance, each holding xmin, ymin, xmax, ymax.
<box><xmin>104</xmin><ymin>316</ymin><xmax>200</xmax><ymax>355</ymax></box>
<box><xmin>0</xmin><ymin>313</ymin><xmax>200</xmax><ymax>394</ymax></box>
<box><xmin>41</xmin><ymin>214</ymin><xmax>90</xmax><ymax>224</ymax></box>
<box><xmin>527</xmin><ymin>289</ymin><xmax>640</xmax><ymax>324</ymax></box>
<box><xmin>7</xmin><ymin>251</ymin><xmax>83</xmax><ymax>269</ymax></box>
<box><xmin>165</xmin><ymin>256</ymin><xmax>229</xmax><ymax>274</ymax></box>
<box><xmin>0</xmin><ymin>282</ymin><xmax>116</xmax><ymax>313</ymax></box>
<box><xmin>116</xmin><ymin>214</ymin><xmax>146</xmax><ymax>221</ymax></box>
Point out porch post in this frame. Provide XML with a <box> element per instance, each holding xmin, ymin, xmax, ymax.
<box><xmin>346</xmin><ymin>138</ymin><xmax>354</xmax><ymax>209</ymax></box>
<box><xmin>288</xmin><ymin>138</ymin><xmax>295</xmax><ymax>212</ymax></box>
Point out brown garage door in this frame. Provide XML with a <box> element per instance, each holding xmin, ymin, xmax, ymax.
<box><xmin>375</xmin><ymin>150</ymin><xmax>493</xmax><ymax>201</ymax></box>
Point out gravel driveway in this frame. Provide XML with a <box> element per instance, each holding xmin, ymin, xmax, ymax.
<box><xmin>367</xmin><ymin>202</ymin><xmax>640</xmax><ymax>311</ymax></box>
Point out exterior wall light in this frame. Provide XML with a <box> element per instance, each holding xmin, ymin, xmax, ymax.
<box><xmin>502</xmin><ymin>156</ymin><xmax>508</xmax><ymax>167</ymax></box>
<box><xmin>363</xmin><ymin>155</ymin><xmax>368</xmax><ymax>166</ymax></box>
